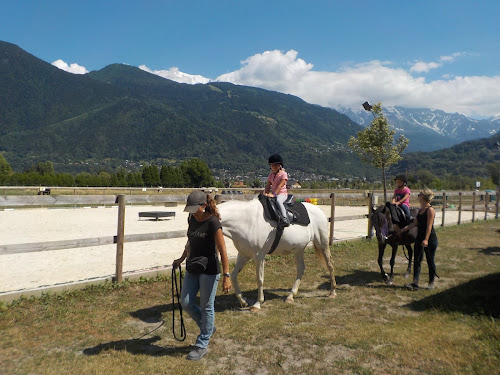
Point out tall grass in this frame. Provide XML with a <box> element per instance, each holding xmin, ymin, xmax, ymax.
<box><xmin>1</xmin><ymin>221</ymin><xmax>499</xmax><ymax>375</ymax></box>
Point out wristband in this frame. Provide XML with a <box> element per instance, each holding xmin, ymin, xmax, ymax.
<box><xmin>223</xmin><ymin>273</ymin><xmax>230</xmax><ymax>277</ymax></box>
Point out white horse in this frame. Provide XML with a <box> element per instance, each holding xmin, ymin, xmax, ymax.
<box><xmin>218</xmin><ymin>197</ymin><xmax>336</xmax><ymax>311</ymax></box>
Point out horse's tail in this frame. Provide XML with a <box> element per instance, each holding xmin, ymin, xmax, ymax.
<box><xmin>312</xmin><ymin>222</ymin><xmax>337</xmax><ymax>295</ymax></box>
<box><xmin>312</xmin><ymin>221</ymin><xmax>333</xmax><ymax>271</ymax></box>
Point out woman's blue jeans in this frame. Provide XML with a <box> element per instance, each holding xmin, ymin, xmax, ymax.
<box><xmin>180</xmin><ymin>271</ymin><xmax>220</xmax><ymax>349</ymax></box>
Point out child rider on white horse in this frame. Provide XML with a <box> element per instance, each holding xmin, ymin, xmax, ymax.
<box><xmin>264</xmin><ymin>154</ymin><xmax>290</xmax><ymax>227</ymax></box>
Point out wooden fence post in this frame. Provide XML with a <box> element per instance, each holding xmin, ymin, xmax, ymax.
<box><xmin>484</xmin><ymin>192</ymin><xmax>489</xmax><ymax>220</ymax></box>
<box><xmin>367</xmin><ymin>193</ymin><xmax>374</xmax><ymax>240</ymax></box>
<box><xmin>441</xmin><ymin>191</ymin><xmax>446</xmax><ymax>227</ymax></box>
<box><xmin>472</xmin><ymin>192</ymin><xmax>476</xmax><ymax>222</ymax></box>
<box><xmin>496</xmin><ymin>192</ymin><xmax>499</xmax><ymax>219</ymax></box>
<box><xmin>458</xmin><ymin>192</ymin><xmax>462</xmax><ymax>225</ymax></box>
<box><xmin>329</xmin><ymin>192</ymin><xmax>335</xmax><ymax>245</ymax></box>
<box><xmin>115</xmin><ymin>194</ymin><xmax>126</xmax><ymax>283</ymax></box>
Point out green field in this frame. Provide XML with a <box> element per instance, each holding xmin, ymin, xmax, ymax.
<box><xmin>1</xmin><ymin>220</ymin><xmax>499</xmax><ymax>375</ymax></box>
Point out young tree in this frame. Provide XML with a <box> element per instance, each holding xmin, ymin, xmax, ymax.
<box><xmin>348</xmin><ymin>103</ymin><xmax>409</xmax><ymax>202</ymax></box>
<box><xmin>0</xmin><ymin>153</ymin><xmax>12</xmax><ymax>184</ymax></box>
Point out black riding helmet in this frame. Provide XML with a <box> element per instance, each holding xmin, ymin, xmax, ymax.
<box><xmin>394</xmin><ymin>174</ymin><xmax>407</xmax><ymax>183</ymax></box>
<box><xmin>268</xmin><ymin>154</ymin><xmax>284</xmax><ymax>166</ymax></box>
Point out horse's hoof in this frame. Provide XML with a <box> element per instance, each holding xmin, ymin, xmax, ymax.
<box><xmin>382</xmin><ymin>273</ymin><xmax>389</xmax><ymax>282</ymax></box>
<box><xmin>386</xmin><ymin>279</ymin><xmax>394</xmax><ymax>286</ymax></box>
<box><xmin>328</xmin><ymin>290</ymin><xmax>337</xmax><ymax>298</ymax></box>
<box><xmin>403</xmin><ymin>270</ymin><xmax>411</xmax><ymax>278</ymax></box>
<box><xmin>250</xmin><ymin>306</ymin><xmax>261</xmax><ymax>312</ymax></box>
<box><xmin>285</xmin><ymin>297</ymin><xmax>294</xmax><ymax>304</ymax></box>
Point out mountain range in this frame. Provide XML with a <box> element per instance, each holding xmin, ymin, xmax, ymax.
<box><xmin>0</xmin><ymin>40</ymin><xmax>498</xmax><ymax>181</ymax></box>
<box><xmin>340</xmin><ymin>106</ymin><xmax>499</xmax><ymax>152</ymax></box>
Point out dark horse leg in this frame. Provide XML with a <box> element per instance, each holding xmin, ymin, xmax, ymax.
<box><xmin>403</xmin><ymin>244</ymin><xmax>413</xmax><ymax>278</ymax></box>
<box><xmin>377</xmin><ymin>243</ymin><xmax>390</xmax><ymax>284</ymax></box>
<box><xmin>387</xmin><ymin>244</ymin><xmax>398</xmax><ymax>286</ymax></box>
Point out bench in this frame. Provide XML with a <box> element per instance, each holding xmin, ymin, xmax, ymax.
<box><xmin>37</xmin><ymin>188</ymin><xmax>51</xmax><ymax>195</ymax></box>
<box><xmin>138</xmin><ymin>211</ymin><xmax>176</xmax><ymax>221</ymax></box>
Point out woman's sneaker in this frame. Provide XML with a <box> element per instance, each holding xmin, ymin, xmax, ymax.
<box><xmin>404</xmin><ymin>283</ymin><xmax>419</xmax><ymax>290</ymax></box>
<box><xmin>187</xmin><ymin>346</ymin><xmax>208</xmax><ymax>360</ymax></box>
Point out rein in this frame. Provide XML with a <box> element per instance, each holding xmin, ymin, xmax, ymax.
<box><xmin>172</xmin><ymin>266</ymin><xmax>186</xmax><ymax>341</ymax></box>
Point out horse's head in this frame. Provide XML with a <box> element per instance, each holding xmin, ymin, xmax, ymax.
<box><xmin>372</xmin><ymin>204</ymin><xmax>396</xmax><ymax>243</ymax></box>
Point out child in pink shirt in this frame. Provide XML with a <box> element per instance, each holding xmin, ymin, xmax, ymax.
<box><xmin>392</xmin><ymin>174</ymin><xmax>411</xmax><ymax>219</ymax></box>
<box><xmin>265</xmin><ymin>154</ymin><xmax>289</xmax><ymax>227</ymax></box>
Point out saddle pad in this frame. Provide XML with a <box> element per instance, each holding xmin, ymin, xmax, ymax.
<box><xmin>258</xmin><ymin>193</ymin><xmax>310</xmax><ymax>226</ymax></box>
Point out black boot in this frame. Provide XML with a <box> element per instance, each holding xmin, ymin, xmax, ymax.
<box><xmin>279</xmin><ymin>215</ymin><xmax>290</xmax><ymax>228</ymax></box>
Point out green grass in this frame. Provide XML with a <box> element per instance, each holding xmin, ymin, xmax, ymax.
<box><xmin>1</xmin><ymin>221</ymin><xmax>499</xmax><ymax>374</ymax></box>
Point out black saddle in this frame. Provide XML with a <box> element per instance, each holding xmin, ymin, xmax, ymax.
<box><xmin>385</xmin><ymin>202</ymin><xmax>412</xmax><ymax>227</ymax></box>
<box><xmin>258</xmin><ymin>193</ymin><xmax>310</xmax><ymax>226</ymax></box>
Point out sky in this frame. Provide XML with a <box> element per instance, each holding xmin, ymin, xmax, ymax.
<box><xmin>1</xmin><ymin>0</ymin><xmax>499</xmax><ymax>118</ymax></box>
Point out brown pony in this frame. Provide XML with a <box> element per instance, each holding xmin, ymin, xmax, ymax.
<box><xmin>371</xmin><ymin>204</ymin><xmax>418</xmax><ymax>285</ymax></box>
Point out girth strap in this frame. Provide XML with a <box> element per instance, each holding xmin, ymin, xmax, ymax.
<box><xmin>268</xmin><ymin>226</ymin><xmax>284</xmax><ymax>255</ymax></box>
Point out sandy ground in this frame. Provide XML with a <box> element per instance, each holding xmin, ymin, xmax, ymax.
<box><xmin>0</xmin><ymin>203</ymin><xmax>496</xmax><ymax>295</ymax></box>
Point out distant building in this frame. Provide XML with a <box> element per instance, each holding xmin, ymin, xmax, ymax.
<box><xmin>287</xmin><ymin>179</ymin><xmax>301</xmax><ymax>189</ymax></box>
<box><xmin>231</xmin><ymin>181</ymin><xmax>247</xmax><ymax>188</ymax></box>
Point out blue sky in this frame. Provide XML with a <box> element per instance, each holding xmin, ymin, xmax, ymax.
<box><xmin>1</xmin><ymin>0</ymin><xmax>499</xmax><ymax>117</ymax></box>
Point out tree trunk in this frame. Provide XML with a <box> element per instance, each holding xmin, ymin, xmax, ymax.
<box><xmin>382</xmin><ymin>166</ymin><xmax>387</xmax><ymax>203</ymax></box>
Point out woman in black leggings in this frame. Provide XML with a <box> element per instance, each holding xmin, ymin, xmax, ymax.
<box><xmin>398</xmin><ymin>188</ymin><xmax>438</xmax><ymax>290</ymax></box>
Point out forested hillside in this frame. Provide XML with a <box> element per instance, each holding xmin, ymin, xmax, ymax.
<box><xmin>0</xmin><ymin>41</ymin><xmax>375</xmax><ymax>178</ymax></box>
<box><xmin>392</xmin><ymin>132</ymin><xmax>500</xmax><ymax>178</ymax></box>
<box><xmin>1</xmin><ymin>40</ymin><xmax>499</xmax><ymax>184</ymax></box>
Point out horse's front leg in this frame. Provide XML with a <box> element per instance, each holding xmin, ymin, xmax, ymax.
<box><xmin>388</xmin><ymin>244</ymin><xmax>398</xmax><ymax>285</ymax></box>
<box><xmin>250</xmin><ymin>255</ymin><xmax>265</xmax><ymax>312</ymax></box>
<box><xmin>231</xmin><ymin>253</ymin><xmax>251</xmax><ymax>308</ymax></box>
<box><xmin>378</xmin><ymin>243</ymin><xmax>389</xmax><ymax>282</ymax></box>
<box><xmin>404</xmin><ymin>244</ymin><xmax>413</xmax><ymax>278</ymax></box>
<box><xmin>286</xmin><ymin>252</ymin><xmax>305</xmax><ymax>303</ymax></box>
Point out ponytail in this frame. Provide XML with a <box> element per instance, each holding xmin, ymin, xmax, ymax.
<box><xmin>205</xmin><ymin>193</ymin><xmax>221</xmax><ymax>220</ymax></box>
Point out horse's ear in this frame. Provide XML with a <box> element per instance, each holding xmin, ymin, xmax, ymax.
<box><xmin>381</xmin><ymin>206</ymin><xmax>386</xmax><ymax>214</ymax></box>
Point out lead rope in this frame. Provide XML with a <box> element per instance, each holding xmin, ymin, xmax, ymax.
<box><xmin>172</xmin><ymin>266</ymin><xmax>186</xmax><ymax>341</ymax></box>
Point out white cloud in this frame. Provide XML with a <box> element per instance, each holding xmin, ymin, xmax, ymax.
<box><xmin>410</xmin><ymin>61</ymin><xmax>442</xmax><ymax>73</ymax></box>
<box><xmin>217</xmin><ymin>50</ymin><xmax>313</xmax><ymax>91</ymax></box>
<box><xmin>52</xmin><ymin>59</ymin><xmax>88</xmax><ymax>74</ymax></box>
<box><xmin>212</xmin><ymin>50</ymin><xmax>500</xmax><ymax>118</ymax></box>
<box><xmin>139</xmin><ymin>65</ymin><xmax>210</xmax><ymax>84</ymax></box>
<box><xmin>133</xmin><ymin>50</ymin><xmax>499</xmax><ymax>117</ymax></box>
<box><xmin>410</xmin><ymin>52</ymin><xmax>466</xmax><ymax>73</ymax></box>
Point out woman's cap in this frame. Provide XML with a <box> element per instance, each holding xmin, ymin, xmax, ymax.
<box><xmin>184</xmin><ymin>190</ymin><xmax>207</xmax><ymax>213</ymax></box>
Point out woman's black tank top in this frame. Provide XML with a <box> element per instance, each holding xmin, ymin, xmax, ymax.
<box><xmin>416</xmin><ymin>206</ymin><xmax>436</xmax><ymax>240</ymax></box>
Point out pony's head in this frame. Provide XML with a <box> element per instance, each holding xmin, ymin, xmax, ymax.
<box><xmin>372</xmin><ymin>204</ymin><xmax>396</xmax><ymax>243</ymax></box>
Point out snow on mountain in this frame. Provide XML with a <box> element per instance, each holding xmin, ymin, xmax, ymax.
<box><xmin>338</xmin><ymin>106</ymin><xmax>500</xmax><ymax>152</ymax></box>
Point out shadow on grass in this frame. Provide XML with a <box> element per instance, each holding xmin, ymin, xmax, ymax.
<box><xmin>130</xmin><ymin>291</ymin><xmax>285</xmax><ymax>324</ymax></box>
<box><xmin>334</xmin><ymin>270</ymin><xmax>382</xmax><ymax>286</ymax></box>
<box><xmin>406</xmin><ymin>272</ymin><xmax>500</xmax><ymax>318</ymax></box>
<box><xmin>82</xmin><ymin>336</ymin><xmax>191</xmax><ymax>357</ymax></box>
<box><xmin>470</xmin><ymin>246</ymin><xmax>500</xmax><ymax>256</ymax></box>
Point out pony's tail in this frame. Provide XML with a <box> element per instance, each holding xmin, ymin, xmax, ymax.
<box><xmin>313</xmin><ymin>228</ymin><xmax>333</xmax><ymax>271</ymax></box>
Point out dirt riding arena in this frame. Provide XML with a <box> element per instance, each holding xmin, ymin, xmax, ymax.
<box><xmin>0</xmin><ymin>201</ymin><xmax>496</xmax><ymax>299</ymax></box>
